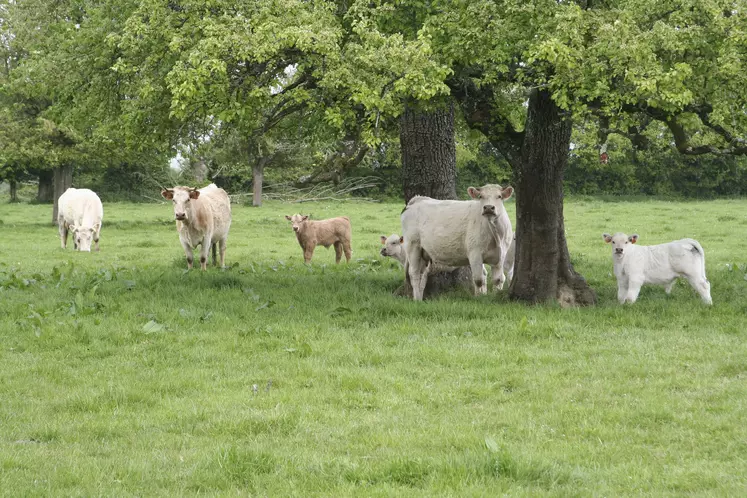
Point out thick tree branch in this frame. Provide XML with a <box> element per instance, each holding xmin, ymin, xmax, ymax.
<box><xmin>447</xmin><ymin>76</ymin><xmax>524</xmax><ymax>168</ymax></box>
<box><xmin>593</xmin><ymin>100</ymin><xmax>747</xmax><ymax>156</ymax></box>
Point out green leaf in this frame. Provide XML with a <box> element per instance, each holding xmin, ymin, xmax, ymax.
<box><xmin>142</xmin><ymin>320</ymin><xmax>165</xmax><ymax>334</ymax></box>
<box><xmin>485</xmin><ymin>437</ymin><xmax>500</xmax><ymax>453</ymax></box>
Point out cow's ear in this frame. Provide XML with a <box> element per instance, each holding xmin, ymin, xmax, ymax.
<box><xmin>501</xmin><ymin>186</ymin><xmax>514</xmax><ymax>200</ymax></box>
<box><xmin>302</xmin><ymin>215</ymin><xmax>309</xmax><ymax>221</ymax></box>
<box><xmin>93</xmin><ymin>223</ymin><xmax>100</xmax><ymax>232</ymax></box>
<box><xmin>380</xmin><ymin>235</ymin><xmax>387</xmax><ymax>244</ymax></box>
<box><xmin>399</xmin><ymin>236</ymin><xmax>404</xmax><ymax>244</ymax></box>
<box><xmin>285</xmin><ymin>215</ymin><xmax>292</xmax><ymax>221</ymax></box>
<box><xmin>603</xmin><ymin>233</ymin><xmax>613</xmax><ymax>243</ymax></box>
<box><xmin>629</xmin><ymin>234</ymin><xmax>639</xmax><ymax>244</ymax></box>
<box><xmin>467</xmin><ymin>187</ymin><xmax>481</xmax><ymax>199</ymax></box>
<box><xmin>161</xmin><ymin>189</ymin><xmax>174</xmax><ymax>200</ymax></box>
<box><xmin>188</xmin><ymin>189</ymin><xmax>200</xmax><ymax>199</ymax></box>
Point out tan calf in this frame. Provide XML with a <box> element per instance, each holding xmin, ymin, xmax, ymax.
<box><xmin>285</xmin><ymin>214</ymin><xmax>352</xmax><ymax>264</ymax></box>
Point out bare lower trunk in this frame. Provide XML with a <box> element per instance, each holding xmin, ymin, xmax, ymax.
<box><xmin>509</xmin><ymin>89</ymin><xmax>596</xmax><ymax>306</ymax></box>
<box><xmin>52</xmin><ymin>164</ymin><xmax>73</xmax><ymax>224</ymax></box>
<box><xmin>401</xmin><ymin>101</ymin><xmax>457</xmax><ymax>203</ymax></box>
<box><xmin>37</xmin><ymin>170</ymin><xmax>54</xmax><ymax>203</ymax></box>
<box><xmin>252</xmin><ymin>156</ymin><xmax>268</xmax><ymax>207</ymax></box>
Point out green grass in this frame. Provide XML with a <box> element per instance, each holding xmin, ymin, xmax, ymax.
<box><xmin>1</xmin><ymin>197</ymin><xmax>746</xmax><ymax>496</ymax></box>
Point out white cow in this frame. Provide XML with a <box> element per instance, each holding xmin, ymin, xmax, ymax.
<box><xmin>57</xmin><ymin>187</ymin><xmax>104</xmax><ymax>252</ymax></box>
<box><xmin>401</xmin><ymin>184</ymin><xmax>514</xmax><ymax>301</ymax></box>
<box><xmin>602</xmin><ymin>232</ymin><xmax>712</xmax><ymax>305</ymax></box>
<box><xmin>161</xmin><ymin>184</ymin><xmax>232</xmax><ymax>270</ymax></box>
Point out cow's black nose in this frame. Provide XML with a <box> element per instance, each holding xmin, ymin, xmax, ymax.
<box><xmin>482</xmin><ymin>205</ymin><xmax>496</xmax><ymax>216</ymax></box>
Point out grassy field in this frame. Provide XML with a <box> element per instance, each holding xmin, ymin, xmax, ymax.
<box><xmin>1</xmin><ymin>196</ymin><xmax>746</xmax><ymax>496</ymax></box>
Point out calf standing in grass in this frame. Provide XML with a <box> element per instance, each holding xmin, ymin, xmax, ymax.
<box><xmin>603</xmin><ymin>232</ymin><xmax>712</xmax><ymax>305</ymax></box>
<box><xmin>286</xmin><ymin>214</ymin><xmax>352</xmax><ymax>264</ymax></box>
<box><xmin>162</xmin><ymin>184</ymin><xmax>232</xmax><ymax>270</ymax></box>
<box><xmin>57</xmin><ymin>187</ymin><xmax>104</xmax><ymax>252</ymax></box>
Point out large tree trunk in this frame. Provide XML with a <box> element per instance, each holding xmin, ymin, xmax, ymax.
<box><xmin>401</xmin><ymin>101</ymin><xmax>457</xmax><ymax>203</ymax></box>
<box><xmin>52</xmin><ymin>164</ymin><xmax>73</xmax><ymax>224</ymax></box>
<box><xmin>399</xmin><ymin>100</ymin><xmax>474</xmax><ymax>298</ymax></box>
<box><xmin>37</xmin><ymin>170</ymin><xmax>54</xmax><ymax>203</ymax></box>
<box><xmin>509</xmin><ymin>89</ymin><xmax>596</xmax><ymax>306</ymax></box>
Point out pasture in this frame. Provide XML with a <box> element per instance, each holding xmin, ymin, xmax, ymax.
<box><xmin>1</xmin><ymin>197</ymin><xmax>746</xmax><ymax>495</ymax></box>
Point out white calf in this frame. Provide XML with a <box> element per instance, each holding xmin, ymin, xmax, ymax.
<box><xmin>602</xmin><ymin>232</ymin><xmax>712</xmax><ymax>305</ymax></box>
<box><xmin>380</xmin><ymin>234</ymin><xmax>407</xmax><ymax>266</ymax></box>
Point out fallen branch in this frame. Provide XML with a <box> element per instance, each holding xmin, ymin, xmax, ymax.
<box><xmin>259</xmin><ymin>176</ymin><xmax>382</xmax><ymax>203</ymax></box>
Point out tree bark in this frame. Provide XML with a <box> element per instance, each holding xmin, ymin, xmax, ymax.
<box><xmin>509</xmin><ymin>89</ymin><xmax>596</xmax><ymax>306</ymax></box>
<box><xmin>252</xmin><ymin>156</ymin><xmax>269</xmax><ymax>207</ymax></box>
<box><xmin>401</xmin><ymin>101</ymin><xmax>457</xmax><ymax>203</ymax></box>
<box><xmin>9</xmin><ymin>179</ymin><xmax>18</xmax><ymax>202</ymax></box>
<box><xmin>37</xmin><ymin>170</ymin><xmax>54</xmax><ymax>203</ymax></box>
<box><xmin>52</xmin><ymin>164</ymin><xmax>73</xmax><ymax>224</ymax></box>
<box><xmin>399</xmin><ymin>99</ymin><xmax>475</xmax><ymax>298</ymax></box>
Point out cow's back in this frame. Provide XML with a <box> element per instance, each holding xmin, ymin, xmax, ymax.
<box><xmin>59</xmin><ymin>188</ymin><xmax>103</xmax><ymax>226</ymax></box>
<box><xmin>402</xmin><ymin>198</ymin><xmax>478</xmax><ymax>265</ymax></box>
<box><xmin>198</xmin><ymin>185</ymin><xmax>231</xmax><ymax>237</ymax></box>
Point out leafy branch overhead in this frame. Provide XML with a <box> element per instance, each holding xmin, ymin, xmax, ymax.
<box><xmin>3</xmin><ymin>0</ymin><xmax>746</xmax><ymax>183</ymax></box>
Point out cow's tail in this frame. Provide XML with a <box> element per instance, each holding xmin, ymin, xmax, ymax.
<box><xmin>687</xmin><ymin>239</ymin><xmax>707</xmax><ymax>279</ymax></box>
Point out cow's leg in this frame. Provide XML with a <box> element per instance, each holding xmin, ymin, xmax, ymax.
<box><xmin>504</xmin><ymin>266</ymin><xmax>514</xmax><ymax>287</ymax></box>
<box><xmin>664</xmin><ymin>280</ymin><xmax>676</xmax><ymax>295</ymax></box>
<box><xmin>491</xmin><ymin>264</ymin><xmax>505</xmax><ymax>291</ymax></box>
<box><xmin>334</xmin><ymin>241</ymin><xmax>343</xmax><ymax>264</ymax></box>
<box><xmin>617</xmin><ymin>279</ymin><xmax>628</xmax><ymax>304</ymax></box>
<box><xmin>407</xmin><ymin>255</ymin><xmax>428</xmax><ymax>301</ymax></box>
<box><xmin>303</xmin><ymin>244</ymin><xmax>315</xmax><ymax>264</ymax></box>
<box><xmin>343</xmin><ymin>240</ymin><xmax>352</xmax><ymax>262</ymax></box>
<box><xmin>218</xmin><ymin>238</ymin><xmax>227</xmax><ymax>268</ymax></box>
<box><xmin>199</xmin><ymin>236</ymin><xmax>212</xmax><ymax>270</ymax></box>
<box><xmin>686</xmin><ymin>274</ymin><xmax>712</xmax><ymax>305</ymax></box>
<box><xmin>212</xmin><ymin>242</ymin><xmax>218</xmax><ymax>266</ymax></box>
<box><xmin>624</xmin><ymin>278</ymin><xmax>643</xmax><ymax>304</ymax></box>
<box><xmin>418</xmin><ymin>261</ymin><xmax>431</xmax><ymax>298</ymax></box>
<box><xmin>59</xmin><ymin>222</ymin><xmax>68</xmax><ymax>249</ymax></box>
<box><xmin>469</xmin><ymin>255</ymin><xmax>487</xmax><ymax>295</ymax></box>
<box><xmin>183</xmin><ymin>244</ymin><xmax>194</xmax><ymax>270</ymax></box>
<box><xmin>94</xmin><ymin>228</ymin><xmax>100</xmax><ymax>251</ymax></box>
